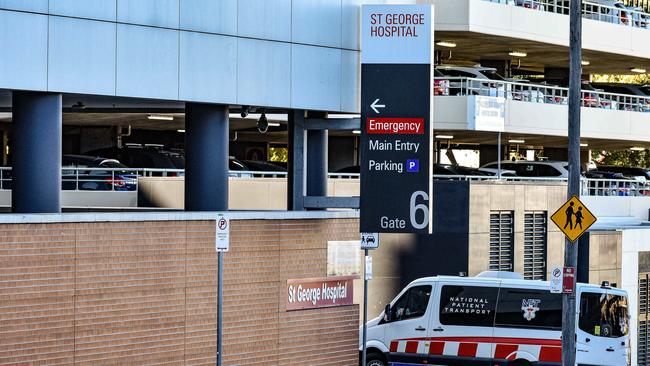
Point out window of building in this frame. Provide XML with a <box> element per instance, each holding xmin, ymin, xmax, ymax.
<box><xmin>524</xmin><ymin>212</ymin><xmax>547</xmax><ymax>280</ymax></box>
<box><xmin>494</xmin><ymin>288</ymin><xmax>561</xmax><ymax>330</ymax></box>
<box><xmin>490</xmin><ymin>211</ymin><xmax>514</xmax><ymax>271</ymax></box>
<box><xmin>439</xmin><ymin>285</ymin><xmax>498</xmax><ymax>327</ymax></box>
<box><xmin>389</xmin><ymin>285</ymin><xmax>432</xmax><ymax>322</ymax></box>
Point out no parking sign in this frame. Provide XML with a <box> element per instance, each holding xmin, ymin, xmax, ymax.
<box><xmin>216</xmin><ymin>214</ymin><xmax>229</xmax><ymax>252</ymax></box>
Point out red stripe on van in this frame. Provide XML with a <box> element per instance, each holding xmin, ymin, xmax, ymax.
<box><xmin>539</xmin><ymin>346</ymin><xmax>562</xmax><ymax>362</ymax></box>
<box><xmin>390</xmin><ymin>341</ymin><xmax>398</xmax><ymax>353</ymax></box>
<box><xmin>457</xmin><ymin>343</ymin><xmax>478</xmax><ymax>357</ymax></box>
<box><xmin>405</xmin><ymin>341</ymin><xmax>419</xmax><ymax>353</ymax></box>
<box><xmin>428</xmin><ymin>337</ymin><xmax>561</xmax><ymax>347</ymax></box>
<box><xmin>494</xmin><ymin>344</ymin><xmax>518</xmax><ymax>360</ymax></box>
<box><xmin>428</xmin><ymin>341</ymin><xmax>445</xmax><ymax>355</ymax></box>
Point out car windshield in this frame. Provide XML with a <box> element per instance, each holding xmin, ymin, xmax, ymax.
<box><xmin>640</xmin><ymin>86</ymin><xmax>650</xmax><ymax>96</ymax></box>
<box><xmin>579</xmin><ymin>292</ymin><xmax>629</xmax><ymax>338</ymax></box>
<box><xmin>480</xmin><ymin>70</ymin><xmax>506</xmax><ymax>81</ymax></box>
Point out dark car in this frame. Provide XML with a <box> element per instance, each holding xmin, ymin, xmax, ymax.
<box><xmin>85</xmin><ymin>146</ymin><xmax>183</xmax><ymax>178</ymax></box>
<box><xmin>62</xmin><ymin>155</ymin><xmax>138</xmax><ymax>191</ymax></box>
<box><xmin>593</xmin><ymin>165</ymin><xmax>650</xmax><ymax>181</ymax></box>
<box><xmin>584</xmin><ymin>170</ymin><xmax>641</xmax><ymax>196</ymax></box>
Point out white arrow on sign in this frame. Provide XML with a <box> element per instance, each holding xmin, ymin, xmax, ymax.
<box><xmin>370</xmin><ymin>99</ymin><xmax>386</xmax><ymax>114</ymax></box>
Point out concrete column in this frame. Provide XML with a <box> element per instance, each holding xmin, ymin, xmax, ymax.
<box><xmin>307</xmin><ymin>129</ymin><xmax>328</xmax><ymax>199</ymax></box>
<box><xmin>12</xmin><ymin>91</ymin><xmax>62</xmax><ymax>213</ymax></box>
<box><xmin>287</xmin><ymin>110</ymin><xmax>305</xmax><ymax>211</ymax></box>
<box><xmin>184</xmin><ymin>103</ymin><xmax>229</xmax><ymax>211</ymax></box>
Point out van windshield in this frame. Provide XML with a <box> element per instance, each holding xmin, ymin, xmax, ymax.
<box><xmin>579</xmin><ymin>292</ymin><xmax>629</xmax><ymax>338</ymax></box>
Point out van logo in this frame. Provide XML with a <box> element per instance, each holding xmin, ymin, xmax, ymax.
<box><xmin>521</xmin><ymin>299</ymin><xmax>541</xmax><ymax>321</ymax></box>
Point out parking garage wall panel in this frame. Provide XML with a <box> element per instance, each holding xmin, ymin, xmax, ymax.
<box><xmin>0</xmin><ymin>2</ymin><xmax>361</xmax><ymax>113</ymax></box>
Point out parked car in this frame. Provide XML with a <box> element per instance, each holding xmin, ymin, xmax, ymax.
<box><xmin>584</xmin><ymin>170</ymin><xmax>642</xmax><ymax>196</ymax></box>
<box><xmin>482</xmin><ymin>160</ymin><xmax>569</xmax><ymax>178</ymax></box>
<box><xmin>85</xmin><ymin>145</ymin><xmax>181</xmax><ymax>171</ymax></box>
<box><xmin>592</xmin><ymin>165</ymin><xmax>650</xmax><ymax>181</ymax></box>
<box><xmin>583</xmin><ymin>0</ymin><xmax>633</xmax><ymax>25</ymax></box>
<box><xmin>433</xmin><ymin>69</ymin><xmax>450</xmax><ymax>96</ymax></box>
<box><xmin>592</xmin><ymin>83</ymin><xmax>650</xmax><ymax>112</ymax></box>
<box><xmin>435</xmin><ymin>66</ymin><xmax>509</xmax><ymax>97</ymax></box>
<box><xmin>62</xmin><ymin>155</ymin><xmax>138</xmax><ymax>191</ymax></box>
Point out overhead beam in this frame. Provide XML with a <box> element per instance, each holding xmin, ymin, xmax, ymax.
<box><xmin>303</xmin><ymin>196</ymin><xmax>360</xmax><ymax>209</ymax></box>
<box><xmin>304</xmin><ymin>118</ymin><xmax>360</xmax><ymax>131</ymax></box>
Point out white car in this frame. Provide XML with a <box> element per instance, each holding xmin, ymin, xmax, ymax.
<box><xmin>482</xmin><ymin>160</ymin><xmax>570</xmax><ymax>178</ymax></box>
<box><xmin>361</xmin><ymin>272</ymin><xmax>630</xmax><ymax>366</ymax></box>
<box><xmin>435</xmin><ymin>66</ymin><xmax>510</xmax><ymax>98</ymax></box>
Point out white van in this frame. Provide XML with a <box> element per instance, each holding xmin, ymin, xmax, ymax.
<box><xmin>361</xmin><ymin>272</ymin><xmax>630</xmax><ymax>366</ymax></box>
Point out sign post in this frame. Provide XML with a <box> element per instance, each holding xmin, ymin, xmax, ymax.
<box><xmin>215</xmin><ymin>215</ymin><xmax>229</xmax><ymax>366</ymax></box>
<box><xmin>360</xmin><ymin>233</ymin><xmax>379</xmax><ymax>366</ymax></box>
<box><xmin>360</xmin><ymin>5</ymin><xmax>434</xmax><ymax>235</ymax></box>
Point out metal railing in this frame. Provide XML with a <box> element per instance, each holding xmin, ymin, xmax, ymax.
<box><xmin>1</xmin><ymin>167</ymin><xmax>648</xmax><ymax>197</ymax></box>
<box><xmin>486</xmin><ymin>0</ymin><xmax>650</xmax><ymax>29</ymax></box>
<box><xmin>436</xmin><ymin>77</ymin><xmax>650</xmax><ymax>112</ymax></box>
<box><xmin>0</xmin><ymin>167</ymin><xmax>360</xmax><ymax>191</ymax></box>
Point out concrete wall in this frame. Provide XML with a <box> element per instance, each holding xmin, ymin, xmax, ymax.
<box><xmin>138</xmin><ymin>177</ymin><xmax>361</xmax><ymax>210</ymax></box>
<box><xmin>432</xmin><ymin>0</ymin><xmax>650</xmax><ymax>59</ymax></box>
<box><xmin>583</xmin><ymin>195</ymin><xmax>650</xmax><ymax>221</ymax></box>
<box><xmin>468</xmin><ymin>181</ymin><xmax>567</xmax><ymax>277</ymax></box>
<box><xmin>0</xmin><ymin>212</ymin><xmax>360</xmax><ymax>365</ymax></box>
<box><xmin>0</xmin><ymin>1</ymin><xmax>362</xmax><ymax>112</ymax></box>
<box><xmin>434</xmin><ymin>95</ymin><xmax>650</xmax><ymax>142</ymax></box>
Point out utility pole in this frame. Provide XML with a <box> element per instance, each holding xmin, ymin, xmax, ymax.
<box><xmin>562</xmin><ymin>0</ymin><xmax>582</xmax><ymax>365</ymax></box>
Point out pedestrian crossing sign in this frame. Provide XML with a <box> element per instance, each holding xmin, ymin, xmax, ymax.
<box><xmin>551</xmin><ymin>195</ymin><xmax>597</xmax><ymax>243</ymax></box>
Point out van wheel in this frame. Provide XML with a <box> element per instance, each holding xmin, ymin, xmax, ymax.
<box><xmin>366</xmin><ymin>352</ymin><xmax>387</xmax><ymax>366</ymax></box>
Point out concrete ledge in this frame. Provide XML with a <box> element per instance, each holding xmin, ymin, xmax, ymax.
<box><xmin>0</xmin><ymin>209</ymin><xmax>360</xmax><ymax>224</ymax></box>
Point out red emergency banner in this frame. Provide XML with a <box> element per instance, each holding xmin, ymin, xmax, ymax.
<box><xmin>286</xmin><ymin>276</ymin><xmax>357</xmax><ymax>311</ymax></box>
<box><xmin>367</xmin><ymin>117</ymin><xmax>425</xmax><ymax>135</ymax></box>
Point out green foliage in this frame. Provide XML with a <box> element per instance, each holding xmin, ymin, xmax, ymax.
<box><xmin>268</xmin><ymin>146</ymin><xmax>288</xmax><ymax>163</ymax></box>
<box><xmin>591</xmin><ymin>74</ymin><xmax>650</xmax><ymax>84</ymax></box>
<box><xmin>592</xmin><ymin>149</ymin><xmax>650</xmax><ymax>168</ymax></box>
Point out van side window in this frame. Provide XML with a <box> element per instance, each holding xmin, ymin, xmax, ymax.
<box><xmin>439</xmin><ymin>286</ymin><xmax>498</xmax><ymax>327</ymax></box>
<box><xmin>390</xmin><ymin>285</ymin><xmax>432</xmax><ymax>322</ymax></box>
<box><xmin>495</xmin><ymin>288</ymin><xmax>562</xmax><ymax>330</ymax></box>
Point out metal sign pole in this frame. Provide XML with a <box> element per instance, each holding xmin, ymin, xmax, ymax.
<box><xmin>217</xmin><ymin>251</ymin><xmax>223</xmax><ymax>366</ymax></box>
<box><xmin>562</xmin><ymin>0</ymin><xmax>582</xmax><ymax>364</ymax></box>
<box><xmin>361</xmin><ymin>248</ymin><xmax>369</xmax><ymax>366</ymax></box>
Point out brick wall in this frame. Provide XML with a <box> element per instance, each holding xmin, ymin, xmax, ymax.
<box><xmin>0</xmin><ymin>218</ymin><xmax>360</xmax><ymax>365</ymax></box>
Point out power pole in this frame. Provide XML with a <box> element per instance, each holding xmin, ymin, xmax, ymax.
<box><xmin>562</xmin><ymin>0</ymin><xmax>582</xmax><ymax>365</ymax></box>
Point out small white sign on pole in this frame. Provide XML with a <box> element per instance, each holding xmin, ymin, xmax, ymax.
<box><xmin>360</xmin><ymin>232</ymin><xmax>380</xmax><ymax>250</ymax></box>
<box><xmin>550</xmin><ymin>266</ymin><xmax>562</xmax><ymax>293</ymax></box>
<box><xmin>216</xmin><ymin>214</ymin><xmax>230</xmax><ymax>252</ymax></box>
<box><xmin>365</xmin><ymin>256</ymin><xmax>373</xmax><ymax>280</ymax></box>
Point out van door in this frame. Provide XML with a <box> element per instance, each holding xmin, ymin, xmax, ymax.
<box><xmin>429</xmin><ymin>281</ymin><xmax>499</xmax><ymax>365</ymax></box>
<box><xmin>383</xmin><ymin>284</ymin><xmax>435</xmax><ymax>364</ymax></box>
<box><xmin>492</xmin><ymin>286</ymin><xmax>563</xmax><ymax>364</ymax></box>
<box><xmin>576</xmin><ymin>290</ymin><xmax>630</xmax><ymax>366</ymax></box>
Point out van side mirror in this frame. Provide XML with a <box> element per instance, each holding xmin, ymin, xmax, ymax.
<box><xmin>384</xmin><ymin>304</ymin><xmax>392</xmax><ymax>322</ymax></box>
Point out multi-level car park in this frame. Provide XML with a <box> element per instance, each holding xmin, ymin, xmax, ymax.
<box><xmin>4</xmin><ymin>1</ymin><xmax>650</xmax><ymax>365</ymax></box>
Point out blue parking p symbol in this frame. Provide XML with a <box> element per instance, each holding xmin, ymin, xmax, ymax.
<box><xmin>406</xmin><ymin>159</ymin><xmax>419</xmax><ymax>173</ymax></box>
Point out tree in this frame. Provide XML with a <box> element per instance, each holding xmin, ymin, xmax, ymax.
<box><xmin>592</xmin><ymin>149</ymin><xmax>650</xmax><ymax>167</ymax></box>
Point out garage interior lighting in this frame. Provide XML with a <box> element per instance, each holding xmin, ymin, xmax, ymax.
<box><xmin>352</xmin><ymin>130</ymin><xmax>361</xmax><ymax>135</ymax></box>
<box><xmin>580</xmin><ymin>143</ymin><xmax>588</xmax><ymax>147</ymax></box>
<box><xmin>148</xmin><ymin>114</ymin><xmax>174</xmax><ymax>121</ymax></box>
<box><xmin>435</xmin><ymin>135</ymin><xmax>454</xmax><ymax>139</ymax></box>
<box><xmin>630</xmin><ymin>146</ymin><xmax>646</xmax><ymax>151</ymax></box>
<box><xmin>267</xmin><ymin>122</ymin><xmax>281</xmax><ymax>127</ymax></box>
<box><xmin>177</xmin><ymin>129</ymin><xmax>185</xmax><ymax>133</ymax></box>
<box><xmin>436</xmin><ymin>41</ymin><xmax>457</xmax><ymax>48</ymax></box>
<box><xmin>508</xmin><ymin>139</ymin><xmax>525</xmax><ymax>144</ymax></box>
<box><xmin>581</xmin><ymin>60</ymin><xmax>590</xmax><ymax>66</ymax></box>
<box><xmin>508</xmin><ymin>51</ymin><xmax>527</xmax><ymax>58</ymax></box>
<box><xmin>631</xmin><ymin>68</ymin><xmax>647</xmax><ymax>74</ymax></box>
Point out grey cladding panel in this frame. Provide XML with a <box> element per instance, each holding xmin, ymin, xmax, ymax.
<box><xmin>118</xmin><ymin>0</ymin><xmax>179</xmax><ymax>28</ymax></box>
<box><xmin>237</xmin><ymin>0</ymin><xmax>291</xmax><ymax>41</ymax></box>
<box><xmin>49</xmin><ymin>0</ymin><xmax>117</xmax><ymax>21</ymax></box>
<box><xmin>116</xmin><ymin>25</ymin><xmax>179</xmax><ymax>100</ymax></box>
<box><xmin>48</xmin><ymin>17</ymin><xmax>116</xmax><ymax>95</ymax></box>
<box><xmin>180</xmin><ymin>0</ymin><xmax>237</xmax><ymax>35</ymax></box>
<box><xmin>0</xmin><ymin>11</ymin><xmax>48</xmax><ymax>90</ymax></box>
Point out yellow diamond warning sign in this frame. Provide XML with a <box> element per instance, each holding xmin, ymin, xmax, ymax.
<box><xmin>551</xmin><ymin>195</ymin><xmax>597</xmax><ymax>242</ymax></box>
